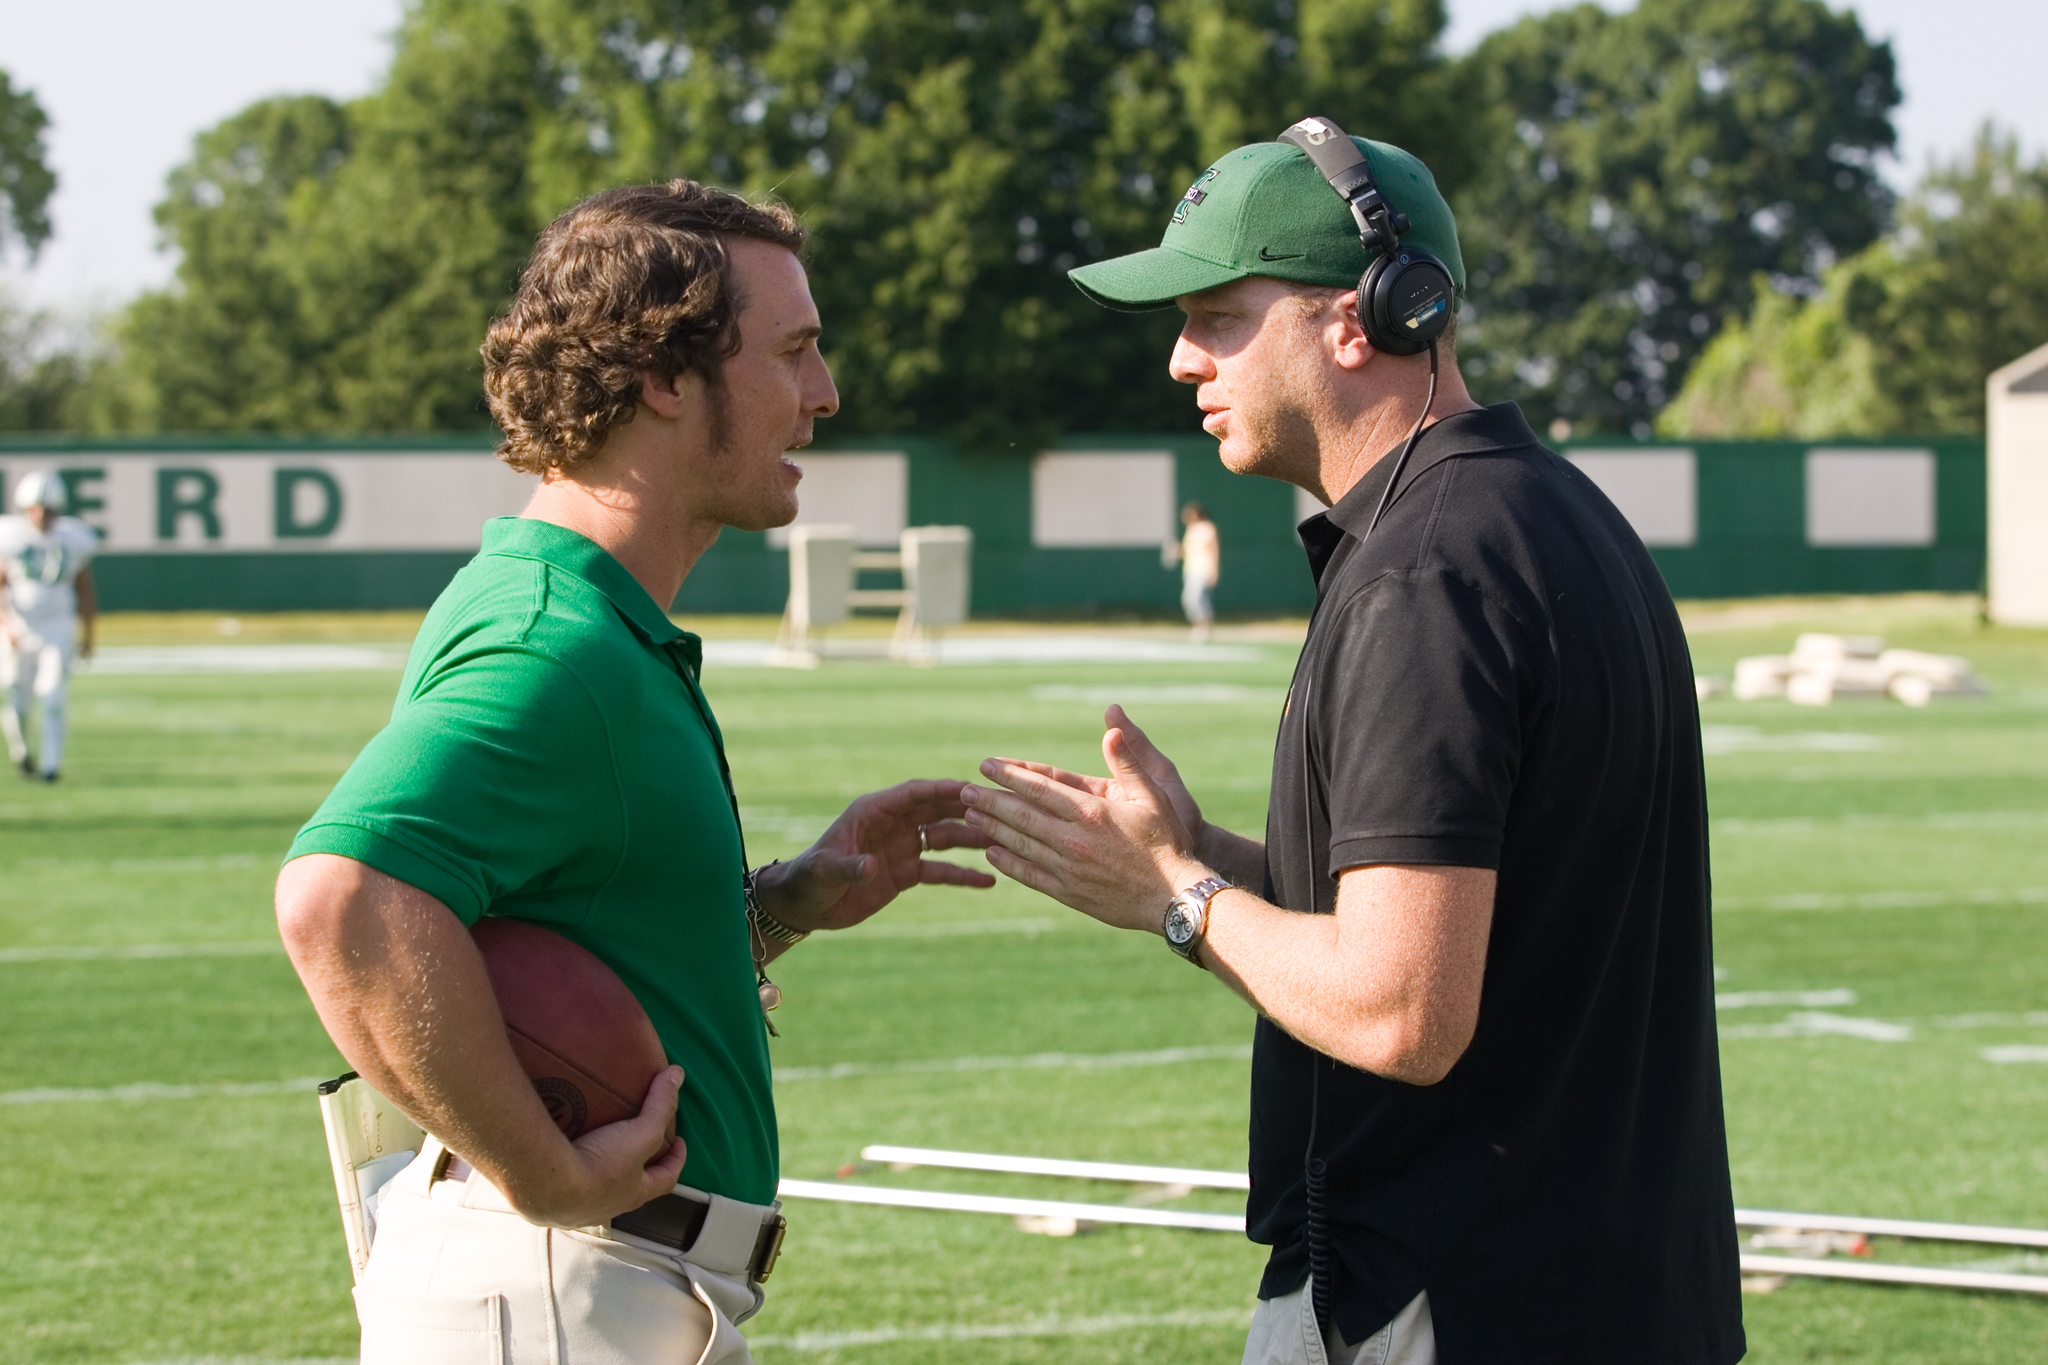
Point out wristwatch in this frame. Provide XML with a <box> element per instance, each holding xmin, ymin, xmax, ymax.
<box><xmin>1163</xmin><ymin>877</ymin><xmax>1232</xmax><ymax>966</ymax></box>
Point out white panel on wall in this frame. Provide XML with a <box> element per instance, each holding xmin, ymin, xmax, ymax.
<box><xmin>1805</xmin><ymin>449</ymin><xmax>1936</xmax><ymax>546</ymax></box>
<box><xmin>0</xmin><ymin>453</ymin><xmax>535</xmax><ymax>551</ymax></box>
<box><xmin>1032</xmin><ymin>452</ymin><xmax>1176</xmax><ymax>547</ymax></box>
<box><xmin>768</xmin><ymin>452</ymin><xmax>907</xmax><ymax>548</ymax></box>
<box><xmin>1567</xmin><ymin>450</ymin><xmax>1697</xmax><ymax>546</ymax></box>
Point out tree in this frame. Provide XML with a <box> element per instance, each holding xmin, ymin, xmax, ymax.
<box><xmin>1659</xmin><ymin>127</ymin><xmax>2048</xmax><ymax>437</ymax></box>
<box><xmin>1453</xmin><ymin>0</ymin><xmax>1898</xmax><ymax>437</ymax></box>
<box><xmin>103</xmin><ymin>0</ymin><xmax>1468</xmax><ymax>438</ymax></box>
<box><xmin>0</xmin><ymin>288</ymin><xmax>88</xmax><ymax>429</ymax></box>
<box><xmin>0</xmin><ymin>69</ymin><xmax>55</xmax><ymax>260</ymax></box>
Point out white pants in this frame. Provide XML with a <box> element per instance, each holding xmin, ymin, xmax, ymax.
<box><xmin>1</xmin><ymin>626</ymin><xmax>71</xmax><ymax>776</ymax></box>
<box><xmin>1243</xmin><ymin>1281</ymin><xmax>1434</xmax><ymax>1365</ymax></box>
<box><xmin>357</xmin><ymin>1140</ymin><xmax>768</xmax><ymax>1364</ymax></box>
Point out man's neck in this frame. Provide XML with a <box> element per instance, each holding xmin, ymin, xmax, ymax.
<box><xmin>521</xmin><ymin>467</ymin><xmax>722</xmax><ymax>611</ymax></box>
<box><xmin>1317</xmin><ymin>361</ymin><xmax>1482</xmax><ymax>508</ymax></box>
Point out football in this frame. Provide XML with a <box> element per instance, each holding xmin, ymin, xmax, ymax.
<box><xmin>471</xmin><ymin>918</ymin><xmax>674</xmax><ymax>1143</ymax></box>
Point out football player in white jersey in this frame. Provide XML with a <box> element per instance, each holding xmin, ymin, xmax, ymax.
<box><xmin>0</xmin><ymin>471</ymin><xmax>99</xmax><ymax>781</ymax></box>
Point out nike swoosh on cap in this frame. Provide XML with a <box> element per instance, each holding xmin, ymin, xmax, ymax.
<box><xmin>1256</xmin><ymin>247</ymin><xmax>1305</xmax><ymax>261</ymax></box>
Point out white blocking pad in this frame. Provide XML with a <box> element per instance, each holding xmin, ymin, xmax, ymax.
<box><xmin>1568</xmin><ymin>450</ymin><xmax>1697</xmax><ymax>547</ymax></box>
<box><xmin>770</xmin><ymin>452</ymin><xmax>908</xmax><ymax>548</ymax></box>
<box><xmin>1806</xmin><ymin>449</ymin><xmax>1936</xmax><ymax>546</ymax></box>
<box><xmin>1031</xmin><ymin>452</ymin><xmax>1175</xmax><ymax>547</ymax></box>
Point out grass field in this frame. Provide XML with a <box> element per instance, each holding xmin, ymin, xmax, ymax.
<box><xmin>2</xmin><ymin>595</ymin><xmax>2046</xmax><ymax>1363</ymax></box>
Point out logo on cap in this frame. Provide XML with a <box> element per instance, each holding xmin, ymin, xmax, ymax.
<box><xmin>1172</xmin><ymin>169</ymin><xmax>1220</xmax><ymax>225</ymax></box>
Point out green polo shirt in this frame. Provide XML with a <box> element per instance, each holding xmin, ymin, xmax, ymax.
<box><xmin>287</xmin><ymin>517</ymin><xmax>775</xmax><ymax>1203</ymax></box>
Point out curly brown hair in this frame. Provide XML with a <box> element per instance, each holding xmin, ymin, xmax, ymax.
<box><xmin>481</xmin><ymin>180</ymin><xmax>808</xmax><ymax>475</ymax></box>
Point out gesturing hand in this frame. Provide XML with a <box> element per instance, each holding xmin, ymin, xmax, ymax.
<box><xmin>965</xmin><ymin>716</ymin><xmax>1212</xmax><ymax>935</ymax></box>
<box><xmin>758</xmin><ymin>778</ymin><xmax>996</xmax><ymax>933</ymax></box>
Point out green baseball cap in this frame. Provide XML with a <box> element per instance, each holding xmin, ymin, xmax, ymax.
<box><xmin>1069</xmin><ymin>136</ymin><xmax>1465</xmax><ymax>311</ymax></box>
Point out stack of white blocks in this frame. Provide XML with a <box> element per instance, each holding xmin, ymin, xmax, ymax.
<box><xmin>1731</xmin><ymin>634</ymin><xmax>1984</xmax><ymax>707</ymax></box>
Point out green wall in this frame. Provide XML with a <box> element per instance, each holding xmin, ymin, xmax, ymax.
<box><xmin>0</xmin><ymin>432</ymin><xmax>1988</xmax><ymax>614</ymax></box>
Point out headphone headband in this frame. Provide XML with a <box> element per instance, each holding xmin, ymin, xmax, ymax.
<box><xmin>1277</xmin><ymin>116</ymin><xmax>1410</xmax><ymax>253</ymax></box>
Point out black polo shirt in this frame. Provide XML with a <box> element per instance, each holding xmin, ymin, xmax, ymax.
<box><xmin>1250</xmin><ymin>403</ymin><xmax>1743</xmax><ymax>1362</ymax></box>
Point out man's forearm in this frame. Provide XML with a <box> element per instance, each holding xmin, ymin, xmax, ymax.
<box><xmin>276</xmin><ymin>854</ymin><xmax>619</xmax><ymax>1221</ymax></box>
<box><xmin>1196</xmin><ymin>864</ymin><xmax>1495</xmax><ymax>1085</ymax></box>
<box><xmin>1195</xmin><ymin>823</ymin><xmax>1266</xmax><ymax>890</ymax></box>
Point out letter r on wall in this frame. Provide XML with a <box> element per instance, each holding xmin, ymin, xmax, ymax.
<box><xmin>156</xmin><ymin>468</ymin><xmax>223</xmax><ymax>542</ymax></box>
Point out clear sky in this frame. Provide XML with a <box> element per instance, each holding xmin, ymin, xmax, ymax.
<box><xmin>2</xmin><ymin>0</ymin><xmax>2044</xmax><ymax>315</ymax></box>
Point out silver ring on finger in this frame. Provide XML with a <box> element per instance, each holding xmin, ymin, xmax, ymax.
<box><xmin>918</xmin><ymin>824</ymin><xmax>930</xmax><ymax>853</ymax></box>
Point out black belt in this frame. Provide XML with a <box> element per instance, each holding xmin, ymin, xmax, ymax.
<box><xmin>612</xmin><ymin>1191</ymin><xmax>788</xmax><ymax>1285</ymax></box>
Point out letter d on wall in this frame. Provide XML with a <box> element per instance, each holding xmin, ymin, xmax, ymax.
<box><xmin>275</xmin><ymin>467</ymin><xmax>344</xmax><ymax>539</ymax></box>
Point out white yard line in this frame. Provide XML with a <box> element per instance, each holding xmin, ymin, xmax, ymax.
<box><xmin>778</xmin><ymin>1179</ymin><xmax>1246</xmax><ymax>1232</ymax></box>
<box><xmin>750</xmin><ymin>1307</ymin><xmax>1253</xmax><ymax>1352</ymax></box>
<box><xmin>1716</xmin><ymin>887</ymin><xmax>2048</xmax><ymax>911</ymax></box>
<box><xmin>0</xmin><ymin>941</ymin><xmax>282</xmax><ymax>963</ymax></box>
<box><xmin>0</xmin><ymin>1077</ymin><xmax>325</xmax><ymax>1105</ymax></box>
<box><xmin>775</xmin><ymin>1043</ymin><xmax>1251</xmax><ymax>1083</ymax></box>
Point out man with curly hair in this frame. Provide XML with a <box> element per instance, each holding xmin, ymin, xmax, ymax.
<box><xmin>276</xmin><ymin>180</ymin><xmax>994</xmax><ymax>1364</ymax></box>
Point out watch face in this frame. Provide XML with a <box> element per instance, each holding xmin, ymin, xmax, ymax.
<box><xmin>1164</xmin><ymin>902</ymin><xmax>1195</xmax><ymax>946</ymax></box>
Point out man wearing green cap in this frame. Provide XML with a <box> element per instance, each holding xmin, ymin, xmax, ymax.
<box><xmin>965</xmin><ymin>124</ymin><xmax>1742</xmax><ymax>1364</ymax></box>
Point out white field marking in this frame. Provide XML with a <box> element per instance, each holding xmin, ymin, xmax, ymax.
<box><xmin>0</xmin><ymin>941</ymin><xmax>282</xmax><ymax>963</ymax></box>
<box><xmin>840</xmin><ymin>917</ymin><xmax>1075</xmax><ymax>939</ymax></box>
<box><xmin>1956</xmin><ymin>1252</ymin><xmax>2048</xmax><ymax>1274</ymax></box>
<box><xmin>87</xmin><ymin>645</ymin><xmax>408</xmax><ymax>674</ymax></box>
<box><xmin>775</xmin><ymin>1043</ymin><xmax>1251</xmax><ymax>1083</ymax></box>
<box><xmin>0</xmin><ymin>1077</ymin><xmax>325</xmax><ymax>1106</ymax></box>
<box><xmin>119</xmin><ymin>1358</ymin><xmax>355</xmax><ymax>1365</ymax></box>
<box><xmin>1719</xmin><ymin>1011</ymin><xmax>1912</xmax><ymax>1042</ymax></box>
<box><xmin>700</xmin><ymin>636</ymin><xmax>1265</xmax><ymax>668</ymax></box>
<box><xmin>1934</xmin><ymin>1011</ymin><xmax>2048</xmax><ymax>1029</ymax></box>
<box><xmin>1737</xmin><ymin>1253</ymin><xmax>2048</xmax><ymax>1296</ymax></box>
<box><xmin>4</xmin><ymin>852</ymin><xmax>270</xmax><ymax>874</ymax></box>
<box><xmin>1715</xmin><ymin>988</ymin><xmax>1856</xmax><ymax>1009</ymax></box>
<box><xmin>776</xmin><ymin>1179</ymin><xmax>1246</xmax><ymax>1232</ymax></box>
<box><xmin>1700</xmin><ymin>725</ymin><xmax>1889</xmax><ymax>755</ymax></box>
<box><xmin>1715</xmin><ymin>887</ymin><xmax>2048</xmax><ymax>912</ymax></box>
<box><xmin>1030</xmin><ymin>684</ymin><xmax>1285</xmax><ymax>705</ymax></box>
<box><xmin>749</xmin><ymin>1306</ymin><xmax>1254</xmax><ymax>1352</ymax></box>
<box><xmin>1983</xmin><ymin>1046</ymin><xmax>2048</xmax><ymax>1064</ymax></box>
<box><xmin>1716</xmin><ymin>810</ymin><xmax>2048</xmax><ymax>835</ymax></box>
<box><xmin>860</xmin><ymin>1145</ymin><xmax>1251</xmax><ymax>1191</ymax></box>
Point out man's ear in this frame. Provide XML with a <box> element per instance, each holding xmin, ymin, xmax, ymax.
<box><xmin>1331</xmin><ymin>292</ymin><xmax>1374</xmax><ymax>371</ymax></box>
<box><xmin>637</xmin><ymin>369</ymin><xmax>693</xmax><ymax>420</ymax></box>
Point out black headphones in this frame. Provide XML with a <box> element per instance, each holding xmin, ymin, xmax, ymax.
<box><xmin>1277</xmin><ymin>116</ymin><xmax>1454</xmax><ymax>356</ymax></box>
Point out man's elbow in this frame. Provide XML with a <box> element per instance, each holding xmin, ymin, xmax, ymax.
<box><xmin>1346</xmin><ymin>1015</ymin><xmax>1476</xmax><ymax>1087</ymax></box>
<box><xmin>274</xmin><ymin>855</ymin><xmax>345</xmax><ymax>963</ymax></box>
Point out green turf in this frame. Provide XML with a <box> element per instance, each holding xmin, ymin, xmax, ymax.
<box><xmin>2</xmin><ymin>598</ymin><xmax>2046</xmax><ymax>1361</ymax></box>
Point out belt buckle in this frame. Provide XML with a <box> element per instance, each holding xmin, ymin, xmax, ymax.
<box><xmin>750</xmin><ymin>1213</ymin><xmax>788</xmax><ymax>1284</ymax></box>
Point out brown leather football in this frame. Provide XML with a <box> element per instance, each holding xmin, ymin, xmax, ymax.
<box><xmin>471</xmin><ymin>918</ymin><xmax>674</xmax><ymax>1143</ymax></box>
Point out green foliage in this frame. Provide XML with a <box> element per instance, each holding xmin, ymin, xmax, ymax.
<box><xmin>100</xmin><ymin>0</ymin><xmax>1465</xmax><ymax>439</ymax></box>
<box><xmin>0</xmin><ymin>289</ymin><xmax>89</xmax><ymax>430</ymax></box>
<box><xmin>0</xmin><ymin>69</ymin><xmax>55</xmax><ymax>260</ymax></box>
<box><xmin>1453</xmin><ymin>0</ymin><xmax>1898</xmax><ymax>437</ymax></box>
<box><xmin>1660</xmin><ymin>128</ymin><xmax>2048</xmax><ymax>437</ymax></box>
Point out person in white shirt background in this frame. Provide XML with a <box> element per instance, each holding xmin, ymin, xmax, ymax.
<box><xmin>0</xmin><ymin>471</ymin><xmax>99</xmax><ymax>782</ymax></box>
<box><xmin>1171</xmin><ymin>500</ymin><xmax>1220</xmax><ymax>642</ymax></box>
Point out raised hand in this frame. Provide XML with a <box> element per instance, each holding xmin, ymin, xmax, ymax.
<box><xmin>965</xmin><ymin>720</ymin><xmax>1209</xmax><ymax>934</ymax></box>
<box><xmin>757</xmin><ymin>778</ymin><xmax>995</xmax><ymax>932</ymax></box>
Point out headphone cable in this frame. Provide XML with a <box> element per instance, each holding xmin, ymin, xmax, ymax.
<box><xmin>1361</xmin><ymin>338</ymin><xmax>1440</xmax><ymax>543</ymax></box>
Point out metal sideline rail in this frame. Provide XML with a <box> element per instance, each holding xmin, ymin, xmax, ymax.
<box><xmin>766</xmin><ymin>1146</ymin><xmax>2048</xmax><ymax>1296</ymax></box>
